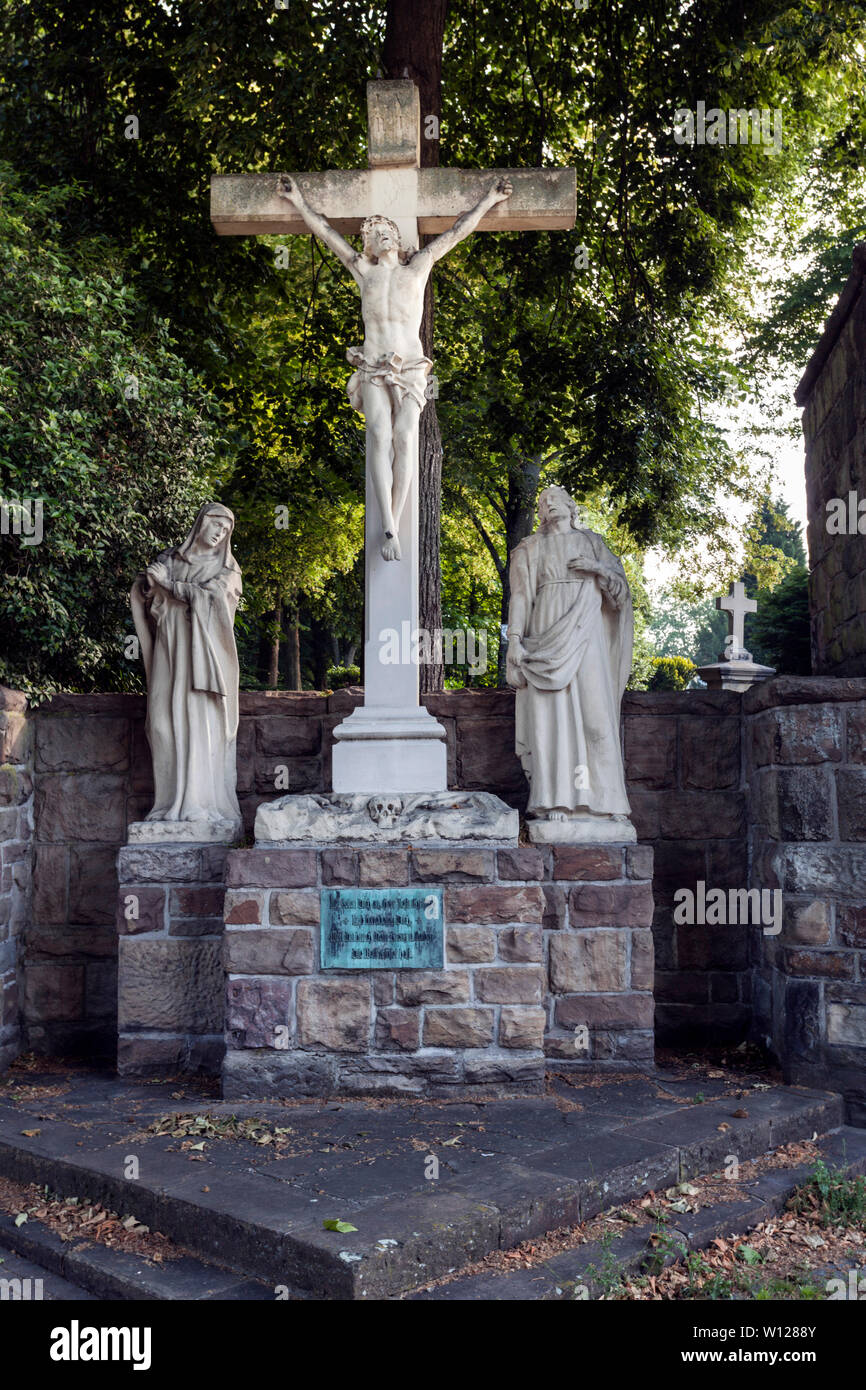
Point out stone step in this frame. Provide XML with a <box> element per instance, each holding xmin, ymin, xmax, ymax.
<box><xmin>408</xmin><ymin>1125</ymin><xmax>866</xmax><ymax>1299</ymax></box>
<box><xmin>0</xmin><ymin>1242</ymin><xmax>98</xmax><ymax>1301</ymax></box>
<box><xmin>0</xmin><ymin>1208</ymin><xmax>276</xmax><ymax>1301</ymax></box>
<box><xmin>0</xmin><ymin>1080</ymin><xmax>844</xmax><ymax>1299</ymax></box>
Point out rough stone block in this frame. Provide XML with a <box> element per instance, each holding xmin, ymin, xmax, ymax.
<box><xmin>750</xmin><ymin>705</ymin><xmax>844</xmax><ymax>767</ymax></box>
<box><xmin>23</xmin><ymin>963</ymin><xmax>85</xmax><ymax>1022</ymax></box>
<box><xmin>496</xmin><ymin>926</ymin><xmax>543</xmax><ymax>963</ymax></box>
<box><xmin>555</xmin><ymin>992</ymin><xmax>654</xmax><ymax>1029</ymax></box>
<box><xmin>269</xmin><ymin>890</ymin><xmax>320</xmax><ymax>925</ymax></box>
<box><xmin>69</xmin><ymin>846</ymin><xmax>118</xmax><ymax>926</ymax></box>
<box><xmin>118</xmin><ymin>939</ymin><xmax>222</xmax><ymax>1032</ymax></box>
<box><xmin>445</xmin><ymin>885</ymin><xmax>544</xmax><ymax>925</ymax></box>
<box><xmin>170</xmin><ymin>886</ymin><xmax>226</xmax><ymax>918</ymax></box>
<box><xmin>827</xmin><ymin>1003</ymin><xmax>866</xmax><ymax>1047</ymax></box>
<box><xmin>445</xmin><ymin>927</ymin><xmax>495</xmax><ymax>964</ymax></box>
<box><xmin>659</xmin><ymin>792</ymin><xmax>745</xmax><ymax>840</ymax></box>
<box><xmin>837</xmin><ymin>768</ymin><xmax>866</xmax><ymax>839</ymax></box>
<box><xmin>680</xmin><ymin>716</ymin><xmax>740</xmax><ymax>790</ymax></box>
<box><xmin>625</xmin><ymin>845</ymin><xmax>654</xmax><ymax>880</ymax></box>
<box><xmin>321</xmin><ymin>848</ymin><xmax>358</xmax><ymax>886</ymax></box>
<box><xmin>568</xmin><ymin>882</ymin><xmax>654</xmax><ymax>928</ymax></box>
<box><xmin>548</xmin><ymin>931</ymin><xmax>628</xmax><ymax>993</ymax></box>
<box><xmin>35</xmin><ymin>774</ymin><xmax>126</xmax><ymax>843</ymax></box>
<box><xmin>624</xmin><ymin>715</ymin><xmax>676</xmax><ymax>788</ymax></box>
<box><xmin>423</xmin><ymin>1007</ymin><xmax>494</xmax><ymax>1048</ymax></box>
<box><xmin>541</xmin><ymin>884</ymin><xmax>567</xmax><ymax>930</ymax></box>
<box><xmin>119</xmin><ymin>846</ymin><xmax>202</xmax><ymax>883</ymax></box>
<box><xmin>473</xmin><ymin>965</ymin><xmax>544</xmax><ymax>1004</ymax></box>
<box><xmin>32</xmin><ymin>844</ymin><xmax>67</xmax><ymax>925</ymax></box>
<box><xmin>224</xmin><ymin>891</ymin><xmax>264</xmax><ymax>925</ymax></box>
<box><xmin>225</xmin><ymin>849</ymin><xmax>317</xmax><ymax>889</ymax></box>
<box><xmin>374</xmin><ymin>1006</ymin><xmax>419</xmax><ymax>1051</ymax></box>
<box><xmin>785</xmin><ymin>949</ymin><xmax>854</xmax><ymax>980</ymax></box>
<box><xmin>224</xmin><ymin>927</ymin><xmax>314</xmax><ymax>976</ymax></box>
<box><xmin>296</xmin><ymin>977</ymin><xmax>370</xmax><ymax>1050</ymax></box>
<box><xmin>395</xmin><ymin>970</ymin><xmax>470</xmax><ymax>1006</ymax></box>
<box><xmin>496</xmin><ymin>848</ymin><xmax>545</xmax><ymax>881</ymax></box>
<box><xmin>783</xmin><ymin>898</ymin><xmax>831</xmax><ymax>946</ymax></box>
<box><xmin>631</xmin><ymin>930</ymin><xmax>655</xmax><ymax>989</ymax></box>
<box><xmin>458</xmin><ymin>719</ymin><xmax>525</xmax><ymax>793</ymax></box>
<box><xmin>838</xmin><ymin>905</ymin><xmax>866</xmax><ymax>948</ymax></box>
<box><xmin>498</xmin><ymin>1005</ymin><xmax>545</xmax><ymax>1049</ymax></box>
<box><xmin>227</xmin><ymin>977</ymin><xmax>293</xmax><ymax>1048</ymax></box>
<box><xmin>36</xmin><ymin>715</ymin><xmax>129</xmax><ymax>774</ymax></box>
<box><xmin>410</xmin><ymin>848</ymin><xmax>495</xmax><ymax>882</ymax></box>
<box><xmin>116</xmin><ymin>884</ymin><xmax>165</xmax><ymax>936</ymax></box>
<box><xmin>553</xmin><ymin>846</ymin><xmax>621</xmax><ymax>881</ymax></box>
<box><xmin>359</xmin><ymin>850</ymin><xmax>409</xmax><ymax>886</ymax></box>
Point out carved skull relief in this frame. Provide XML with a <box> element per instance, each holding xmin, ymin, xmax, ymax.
<box><xmin>366</xmin><ymin>795</ymin><xmax>403</xmax><ymax>828</ymax></box>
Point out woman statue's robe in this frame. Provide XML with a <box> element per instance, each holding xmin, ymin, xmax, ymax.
<box><xmin>131</xmin><ymin>506</ymin><xmax>242</xmax><ymax>827</ymax></box>
<box><xmin>508</xmin><ymin>525</ymin><xmax>633</xmax><ymax>819</ymax></box>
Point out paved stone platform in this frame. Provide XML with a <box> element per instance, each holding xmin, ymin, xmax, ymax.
<box><xmin>0</xmin><ymin>1060</ymin><xmax>846</xmax><ymax>1299</ymax></box>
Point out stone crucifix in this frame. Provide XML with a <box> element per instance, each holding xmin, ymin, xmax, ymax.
<box><xmin>211</xmin><ymin>80</ymin><xmax>575</xmax><ymax>795</ymax></box>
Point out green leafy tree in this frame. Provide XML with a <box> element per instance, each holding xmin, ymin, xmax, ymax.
<box><xmin>0</xmin><ymin>170</ymin><xmax>222</xmax><ymax>697</ymax></box>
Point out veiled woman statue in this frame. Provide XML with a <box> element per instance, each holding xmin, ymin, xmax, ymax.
<box><xmin>506</xmin><ymin>486</ymin><xmax>635</xmax><ymax>844</ymax></box>
<box><xmin>129</xmin><ymin>502</ymin><xmax>242</xmax><ymax>840</ymax></box>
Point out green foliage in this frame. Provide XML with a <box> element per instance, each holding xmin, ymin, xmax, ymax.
<box><xmin>750</xmin><ymin>566</ymin><xmax>811</xmax><ymax>673</ymax></box>
<box><xmin>325</xmin><ymin>664</ymin><xmax>360</xmax><ymax>690</ymax></box>
<box><xmin>0</xmin><ymin>169</ymin><xmax>222</xmax><ymax>698</ymax></box>
<box><xmin>789</xmin><ymin>1159</ymin><xmax>866</xmax><ymax>1228</ymax></box>
<box><xmin>648</xmin><ymin>656</ymin><xmax>697</xmax><ymax>691</ymax></box>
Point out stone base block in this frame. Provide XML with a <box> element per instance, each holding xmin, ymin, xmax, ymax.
<box><xmin>528</xmin><ymin>816</ymin><xmax>637</xmax><ymax>845</ymax></box>
<box><xmin>127</xmin><ymin>818</ymin><xmax>241</xmax><ymax>844</ymax></box>
<box><xmin>116</xmin><ymin>842</ymin><xmax>228</xmax><ymax>1078</ymax></box>
<box><xmin>331</xmin><ymin>706</ymin><xmax>447</xmax><ymax>793</ymax></box>
<box><xmin>255</xmin><ymin>791</ymin><xmax>518</xmax><ymax>844</ymax></box>
<box><xmin>220</xmin><ymin>840</ymin><xmax>655</xmax><ymax>1098</ymax></box>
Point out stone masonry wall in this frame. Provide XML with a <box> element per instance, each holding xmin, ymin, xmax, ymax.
<box><xmin>797</xmin><ymin>242</ymin><xmax>866</xmax><ymax>677</ymax></box>
<box><xmin>216</xmin><ymin>843</ymin><xmax>654</xmax><ymax>1097</ymax></box>
<box><xmin>746</xmin><ymin>677</ymin><xmax>866</xmax><ymax>1122</ymax></box>
<box><xmin>5</xmin><ymin>687</ymin><xmax>749</xmax><ymax>1065</ymax></box>
<box><xmin>116</xmin><ymin>843</ymin><xmax>229</xmax><ymax>1077</ymax></box>
<box><xmin>0</xmin><ymin>688</ymin><xmax>32</xmax><ymax>1072</ymax></box>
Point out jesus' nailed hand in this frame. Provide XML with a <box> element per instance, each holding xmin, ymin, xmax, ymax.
<box><xmin>277</xmin><ymin>174</ymin><xmax>513</xmax><ymax>561</ymax></box>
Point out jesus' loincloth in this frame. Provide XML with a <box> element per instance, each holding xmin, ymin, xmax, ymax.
<box><xmin>346</xmin><ymin>347</ymin><xmax>433</xmax><ymax>415</ymax></box>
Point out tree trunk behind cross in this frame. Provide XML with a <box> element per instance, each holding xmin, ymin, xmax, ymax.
<box><xmin>383</xmin><ymin>0</ymin><xmax>448</xmax><ymax>693</ymax></box>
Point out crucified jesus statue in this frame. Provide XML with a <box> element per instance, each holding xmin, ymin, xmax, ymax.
<box><xmin>277</xmin><ymin>175</ymin><xmax>513</xmax><ymax>561</ymax></box>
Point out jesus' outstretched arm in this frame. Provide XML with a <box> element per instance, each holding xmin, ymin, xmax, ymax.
<box><xmin>417</xmin><ymin>177</ymin><xmax>513</xmax><ymax>266</ymax></box>
<box><xmin>276</xmin><ymin>177</ymin><xmax>361</xmax><ymax>280</ymax></box>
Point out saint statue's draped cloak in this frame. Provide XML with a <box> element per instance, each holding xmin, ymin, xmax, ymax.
<box><xmin>131</xmin><ymin>506</ymin><xmax>242</xmax><ymax>824</ymax></box>
<box><xmin>509</xmin><ymin>526</ymin><xmax>633</xmax><ymax>818</ymax></box>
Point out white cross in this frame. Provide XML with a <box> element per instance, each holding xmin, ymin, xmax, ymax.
<box><xmin>211</xmin><ymin>81</ymin><xmax>575</xmax><ymax>794</ymax></box>
<box><xmin>717</xmin><ymin>581</ymin><xmax>757</xmax><ymax>660</ymax></box>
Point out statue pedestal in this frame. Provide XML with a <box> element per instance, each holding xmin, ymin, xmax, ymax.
<box><xmin>528</xmin><ymin>814</ymin><xmax>637</xmax><ymax>845</ymax></box>
<box><xmin>330</xmin><ymin>452</ymin><xmax>448</xmax><ymax>794</ymax></box>
<box><xmin>697</xmin><ymin>658</ymin><xmax>775</xmax><ymax>693</ymax></box>
<box><xmin>127</xmin><ymin>818</ymin><xmax>241</xmax><ymax>845</ymax></box>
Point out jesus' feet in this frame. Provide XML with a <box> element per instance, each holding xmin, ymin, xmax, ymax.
<box><xmin>381</xmin><ymin>530</ymin><xmax>402</xmax><ymax>562</ymax></box>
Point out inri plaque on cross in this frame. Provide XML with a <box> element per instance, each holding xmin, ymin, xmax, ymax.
<box><xmin>211</xmin><ymin>81</ymin><xmax>575</xmax><ymax>796</ymax></box>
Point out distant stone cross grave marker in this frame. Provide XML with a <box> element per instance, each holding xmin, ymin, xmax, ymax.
<box><xmin>210</xmin><ymin>80</ymin><xmax>575</xmax><ymax>794</ymax></box>
<box><xmin>718</xmin><ymin>580</ymin><xmax>757</xmax><ymax>660</ymax></box>
<box><xmin>697</xmin><ymin>580</ymin><xmax>775</xmax><ymax>691</ymax></box>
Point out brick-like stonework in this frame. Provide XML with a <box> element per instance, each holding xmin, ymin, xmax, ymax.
<box><xmin>116</xmin><ymin>842</ymin><xmax>229</xmax><ymax>1076</ymax></box>
<box><xmin>796</xmin><ymin>242</ymin><xmax>866</xmax><ymax>677</ymax></box>
<box><xmin>746</xmin><ymin>677</ymin><xmax>866</xmax><ymax>1122</ymax></box>
<box><xmin>0</xmin><ymin>687</ymin><xmax>32</xmax><ymax>1072</ymax></box>
<box><xmin>221</xmin><ymin>843</ymin><xmax>654</xmax><ymax>1098</ymax></box>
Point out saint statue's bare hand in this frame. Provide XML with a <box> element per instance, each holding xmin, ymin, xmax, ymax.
<box><xmin>490</xmin><ymin>177</ymin><xmax>513</xmax><ymax>203</ymax></box>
